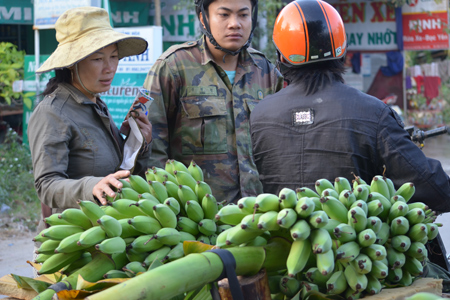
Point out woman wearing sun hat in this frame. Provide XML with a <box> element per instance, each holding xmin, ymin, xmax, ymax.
<box><xmin>27</xmin><ymin>6</ymin><xmax>151</xmax><ymax>230</ymax></box>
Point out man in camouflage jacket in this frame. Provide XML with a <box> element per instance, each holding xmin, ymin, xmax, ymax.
<box><xmin>143</xmin><ymin>0</ymin><xmax>283</xmax><ymax>203</ymax></box>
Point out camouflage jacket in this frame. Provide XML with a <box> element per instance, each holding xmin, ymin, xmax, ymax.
<box><xmin>144</xmin><ymin>37</ymin><xmax>284</xmax><ymax>203</ymax></box>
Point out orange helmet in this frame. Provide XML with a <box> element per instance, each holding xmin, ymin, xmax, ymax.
<box><xmin>273</xmin><ymin>0</ymin><xmax>347</xmax><ymax>67</ymax></box>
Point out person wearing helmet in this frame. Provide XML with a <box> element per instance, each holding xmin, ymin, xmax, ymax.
<box><xmin>250</xmin><ymin>0</ymin><xmax>450</xmax><ymax>214</ymax></box>
<box><xmin>141</xmin><ymin>0</ymin><xmax>284</xmax><ymax>203</ymax></box>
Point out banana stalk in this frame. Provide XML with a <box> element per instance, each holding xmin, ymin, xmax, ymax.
<box><xmin>86</xmin><ymin>237</ymin><xmax>291</xmax><ymax>300</ymax></box>
<box><xmin>32</xmin><ymin>251</ymin><xmax>127</xmax><ymax>300</ymax></box>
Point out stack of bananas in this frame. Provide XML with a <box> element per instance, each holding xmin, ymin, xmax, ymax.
<box><xmin>32</xmin><ymin>159</ymin><xmax>223</xmax><ymax>279</ymax></box>
<box><xmin>214</xmin><ymin>175</ymin><xmax>442</xmax><ymax>299</ymax></box>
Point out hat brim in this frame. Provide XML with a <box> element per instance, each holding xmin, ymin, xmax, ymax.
<box><xmin>36</xmin><ymin>28</ymin><xmax>148</xmax><ymax>74</ymax></box>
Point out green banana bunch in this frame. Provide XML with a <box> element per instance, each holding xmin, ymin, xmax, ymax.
<box><xmin>142</xmin><ymin>246</ymin><xmax>172</xmax><ymax>268</ymax></box>
<box><xmin>257</xmin><ymin>210</ymin><xmax>281</xmax><ymax>231</ymax></box>
<box><xmin>198</xmin><ymin>219</ymin><xmax>217</xmax><ymax>236</ymax></box>
<box><xmin>153</xmin><ymin>227</ymin><xmax>181</xmax><ymax>246</ymax></box>
<box><xmin>59</xmin><ymin>208</ymin><xmax>93</xmax><ymax>230</ymax></box>
<box><xmin>77</xmin><ymin>200</ymin><xmax>105</xmax><ymax>226</ymax></box>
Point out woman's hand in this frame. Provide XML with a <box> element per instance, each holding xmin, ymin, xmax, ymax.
<box><xmin>92</xmin><ymin>170</ymin><xmax>130</xmax><ymax>205</ymax></box>
<box><xmin>120</xmin><ymin>112</ymin><xmax>152</xmax><ymax>145</ymax></box>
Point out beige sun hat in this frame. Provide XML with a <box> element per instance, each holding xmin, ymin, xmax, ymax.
<box><xmin>36</xmin><ymin>6</ymin><xmax>148</xmax><ymax>74</ymax></box>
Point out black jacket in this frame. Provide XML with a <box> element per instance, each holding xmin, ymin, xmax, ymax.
<box><xmin>250</xmin><ymin>80</ymin><xmax>450</xmax><ymax>213</ymax></box>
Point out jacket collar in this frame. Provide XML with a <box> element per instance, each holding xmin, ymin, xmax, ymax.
<box><xmin>198</xmin><ymin>36</ymin><xmax>258</xmax><ymax>69</ymax></box>
<box><xmin>59</xmin><ymin>82</ymin><xmax>98</xmax><ymax>105</ymax></box>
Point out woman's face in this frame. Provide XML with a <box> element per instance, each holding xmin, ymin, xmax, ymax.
<box><xmin>201</xmin><ymin>0</ymin><xmax>253</xmax><ymax>52</ymax></box>
<box><xmin>72</xmin><ymin>43</ymin><xmax>119</xmax><ymax>101</ymax></box>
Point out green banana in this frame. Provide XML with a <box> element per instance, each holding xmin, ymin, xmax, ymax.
<box><xmin>176</xmin><ymin>216</ymin><xmax>199</xmax><ymax>236</ymax></box>
<box><xmin>111</xmin><ymin>199</ymin><xmax>147</xmax><ymax>218</ymax></box>
<box><xmin>77</xmin><ymin>226</ymin><xmax>106</xmax><ymax>247</ymax></box>
<box><xmin>390</xmin><ymin>216</ymin><xmax>410</xmax><ymax>236</ymax></box>
<box><xmin>185</xmin><ymin>200</ymin><xmax>205</xmax><ymax>223</ymax></box>
<box><xmin>386</xmin><ymin>266</ymin><xmax>403</xmax><ymax>283</ymax></box>
<box><xmin>133</xmin><ymin>198</ymin><xmax>159</xmax><ymax>218</ymax></box>
<box><xmin>174</xmin><ymin>170</ymin><xmax>197</xmax><ymax>192</ymax></box>
<box><xmin>103</xmin><ymin>270</ymin><xmax>130</xmax><ymax>279</ymax></box>
<box><xmin>334</xmin><ymin>176</ymin><xmax>352</xmax><ymax>195</ymax></box>
<box><xmin>353</xmin><ymin>185</ymin><xmax>370</xmax><ymax>203</ymax></box>
<box><xmin>162</xmin><ymin>242</ymin><xmax>185</xmax><ymax>262</ymax></box>
<box><xmin>370</xmin><ymin>259</ymin><xmax>388</xmax><ymax>279</ymax></box>
<box><xmin>391</xmin><ymin>235</ymin><xmax>411</xmax><ymax>253</ymax></box>
<box><xmin>187</xmin><ymin>160</ymin><xmax>204</xmax><ymax>182</ymax></box>
<box><xmin>179</xmin><ymin>231</ymin><xmax>197</xmax><ymax>242</ymax></box>
<box><xmin>279</xmin><ymin>275</ymin><xmax>301</xmax><ymax>297</ymax></box>
<box><xmin>407</xmin><ymin>202</ymin><xmax>428</xmax><ymax>211</ymax></box>
<box><xmin>243</xmin><ymin>235</ymin><xmax>268</xmax><ymax>247</ymax></box>
<box><xmin>405</xmin><ymin>292</ymin><xmax>446</xmax><ymax>300</ymax></box>
<box><xmin>333</xmin><ymin>223</ymin><xmax>357</xmax><ymax>243</ymax></box>
<box><xmin>41</xmin><ymin>224</ymin><xmax>85</xmax><ymax>240</ymax></box>
<box><xmin>171</xmin><ymin>159</ymin><xmax>190</xmax><ymax>174</ymax></box>
<box><xmin>391</xmin><ymin>194</ymin><xmax>407</xmax><ymax>205</ymax></box>
<box><xmin>366</xmin><ymin>216</ymin><xmax>382</xmax><ymax>234</ymax></box>
<box><xmin>405</xmin><ymin>207</ymin><xmax>425</xmax><ymax>225</ymax></box>
<box><xmin>311</xmin><ymin>228</ymin><xmax>332</xmax><ymax>254</ymax></box>
<box><xmin>117</xmin><ymin>218</ymin><xmax>142</xmax><ymax>238</ymax></box>
<box><xmin>278</xmin><ymin>187</ymin><xmax>297</xmax><ymax>209</ymax></box>
<box><xmin>395</xmin><ymin>182</ymin><xmax>415</xmax><ymax>202</ymax></box>
<box><xmin>276</xmin><ymin>208</ymin><xmax>297</xmax><ymax>229</ymax></box>
<box><xmin>305</xmin><ymin>266</ymin><xmax>333</xmax><ymax>289</ymax></box>
<box><xmin>237</xmin><ymin>196</ymin><xmax>257</xmax><ymax>214</ymax></box>
<box><xmin>77</xmin><ymin>200</ymin><xmax>105</xmax><ymax>226</ymax></box>
<box><xmin>366</xmin><ymin>273</ymin><xmax>383</xmax><ymax>295</ymax></box>
<box><xmin>100</xmin><ymin>205</ymin><xmax>129</xmax><ymax>220</ymax></box>
<box><xmin>119</xmin><ymin>178</ymin><xmax>133</xmax><ymax>189</ymax></box>
<box><xmin>403</xmin><ymin>256</ymin><xmax>424</xmax><ymax>276</ymax></box>
<box><xmin>308</xmin><ymin>210</ymin><xmax>329</xmax><ymax>229</ymax></box>
<box><xmin>347</xmin><ymin>206</ymin><xmax>367</xmax><ymax>233</ymax></box>
<box><xmin>198</xmin><ymin>219</ymin><xmax>217</xmax><ymax>236</ymax></box>
<box><xmin>316</xmin><ymin>249</ymin><xmax>335</xmax><ymax>275</ymax></box>
<box><xmin>388</xmin><ymin>200</ymin><xmax>409</xmax><ymax>221</ymax></box>
<box><xmin>286</xmin><ymin>238</ymin><xmax>312</xmax><ymax>277</ymax></box>
<box><xmin>257</xmin><ymin>210</ymin><xmax>281</xmax><ymax>231</ymax></box>
<box><xmin>95</xmin><ymin>236</ymin><xmax>127</xmax><ymax>254</ymax></box>
<box><xmin>142</xmin><ymin>246</ymin><xmax>171</xmax><ymax>267</ymax></box>
<box><xmin>360</xmin><ymin>244</ymin><xmax>387</xmax><ymax>261</ymax></box>
<box><xmin>384</xmin><ymin>176</ymin><xmax>396</xmax><ymax>199</ymax></box>
<box><xmin>338</xmin><ymin>189</ymin><xmax>357</xmax><ymax>209</ymax></box>
<box><xmin>321</xmin><ymin>188</ymin><xmax>339</xmax><ymax>199</ymax></box>
<box><xmin>97</xmin><ymin>214</ymin><xmax>123</xmax><ymax>238</ymax></box>
<box><xmin>426</xmin><ymin>223</ymin><xmax>439</xmax><ymax>240</ymax></box>
<box><xmin>408</xmin><ymin>223</ymin><xmax>428</xmax><ymax>242</ymax></box>
<box><xmin>350</xmin><ymin>199</ymin><xmax>368</xmax><ymax>216</ymax></box>
<box><xmin>35</xmin><ymin>253</ymin><xmax>52</xmax><ymax>264</ymax></box>
<box><xmin>164</xmin><ymin>197</ymin><xmax>181</xmax><ymax>215</ymax></box>
<box><xmin>36</xmin><ymin>239</ymin><xmax>61</xmax><ymax>255</ymax></box>
<box><xmin>368</xmin><ymin>192</ymin><xmax>392</xmax><ymax>221</ymax></box>
<box><xmin>300</xmin><ymin>281</ymin><xmax>320</xmax><ymax>299</ymax></box>
<box><xmin>195</xmin><ymin>181</ymin><xmax>212</xmax><ymax>202</ymax></box>
<box><xmin>197</xmin><ymin>235</ymin><xmax>210</xmax><ymax>245</ymax></box>
<box><xmin>225</xmin><ymin>225</ymin><xmax>263</xmax><ymax>246</ymax></box>
<box><xmin>295</xmin><ymin>197</ymin><xmax>316</xmax><ymax>218</ymax></box>
<box><xmin>126</xmin><ymin>247</ymin><xmax>148</xmax><ymax>263</ymax></box>
<box><xmin>335</xmin><ymin>241</ymin><xmax>360</xmax><ymax>263</ymax></box>
<box><xmin>128</xmin><ymin>174</ymin><xmax>151</xmax><ymax>194</ymax></box>
<box><xmin>290</xmin><ymin>219</ymin><xmax>311</xmax><ymax>241</ymax></box>
<box><xmin>37</xmin><ymin>251</ymin><xmax>83</xmax><ymax>275</ymax></box>
<box><xmin>129</xmin><ymin>234</ymin><xmax>163</xmax><ymax>253</ymax></box>
<box><xmin>315</xmin><ymin>178</ymin><xmax>335</xmax><ymax>196</ymax></box>
<box><xmin>145</xmin><ymin>169</ymin><xmax>156</xmax><ymax>182</ymax></box>
<box><xmin>201</xmin><ymin>194</ymin><xmax>219</xmax><ymax>220</ymax></box>
<box><xmin>375</xmin><ymin>222</ymin><xmax>390</xmax><ymax>245</ymax></box>
<box><xmin>367</xmin><ymin>199</ymin><xmax>384</xmax><ymax>217</ymax></box>
<box><xmin>148</xmin><ymin>180</ymin><xmax>169</xmax><ymax>203</ymax></box>
<box><xmin>350</xmin><ymin>253</ymin><xmax>372</xmax><ymax>274</ymax></box>
<box><xmin>386</xmin><ymin>245</ymin><xmax>406</xmax><ymax>269</ymax></box>
<box><xmin>153</xmin><ymin>227</ymin><xmax>181</xmax><ymax>246</ymax></box>
<box><xmin>128</xmin><ymin>215</ymin><xmax>162</xmax><ymax>234</ymax></box>
<box><xmin>118</xmin><ymin>187</ymin><xmax>140</xmax><ymax>201</ymax></box>
<box><xmin>370</xmin><ymin>175</ymin><xmax>390</xmax><ymax>200</ymax></box>
<box><xmin>253</xmin><ymin>193</ymin><xmax>280</xmax><ymax>212</ymax></box>
<box><xmin>343</xmin><ymin>263</ymin><xmax>368</xmax><ymax>293</ymax></box>
<box><xmin>323</xmin><ymin>218</ymin><xmax>341</xmax><ymax>237</ymax></box>
<box><xmin>296</xmin><ymin>187</ymin><xmax>320</xmax><ymax>198</ymax></box>
<box><xmin>215</xmin><ymin>204</ymin><xmax>248</xmax><ymax>225</ymax></box>
<box><xmin>320</xmin><ymin>196</ymin><xmax>348</xmax><ymax>223</ymax></box>
<box><xmin>54</xmin><ymin>232</ymin><xmax>84</xmax><ymax>253</ymax></box>
<box><xmin>406</xmin><ymin>241</ymin><xmax>427</xmax><ymax>260</ymax></box>
<box><xmin>123</xmin><ymin>261</ymin><xmax>147</xmax><ymax>275</ymax></box>
<box><xmin>153</xmin><ymin>167</ymin><xmax>178</xmax><ymax>185</ymax></box>
<box><xmin>398</xmin><ymin>269</ymin><xmax>413</xmax><ymax>287</ymax></box>
<box><xmin>163</xmin><ymin>180</ymin><xmax>182</xmax><ymax>203</ymax></box>
<box><xmin>59</xmin><ymin>208</ymin><xmax>92</xmax><ymax>229</ymax></box>
<box><xmin>326</xmin><ymin>270</ymin><xmax>348</xmax><ymax>295</ymax></box>
<box><xmin>60</xmin><ymin>252</ymin><xmax>92</xmax><ymax>275</ymax></box>
<box><xmin>357</xmin><ymin>228</ymin><xmax>377</xmax><ymax>248</ymax></box>
<box><xmin>44</xmin><ymin>213</ymin><xmax>72</xmax><ymax>227</ymax></box>
<box><xmin>177</xmin><ymin>184</ymin><xmax>197</xmax><ymax>207</ymax></box>
<box><xmin>153</xmin><ymin>203</ymin><xmax>177</xmax><ymax>228</ymax></box>
<box><xmin>164</xmin><ymin>159</ymin><xmax>175</xmax><ymax>175</ymax></box>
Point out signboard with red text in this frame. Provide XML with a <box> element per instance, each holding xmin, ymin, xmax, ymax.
<box><xmin>328</xmin><ymin>0</ymin><xmax>398</xmax><ymax>51</ymax></box>
<box><xmin>402</xmin><ymin>0</ymin><xmax>449</xmax><ymax>50</ymax></box>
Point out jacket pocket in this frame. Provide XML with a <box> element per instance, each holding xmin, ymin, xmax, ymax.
<box><xmin>180</xmin><ymin>96</ymin><xmax>228</xmax><ymax>155</ymax></box>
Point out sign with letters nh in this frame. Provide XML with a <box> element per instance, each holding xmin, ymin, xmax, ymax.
<box><xmin>402</xmin><ymin>0</ymin><xmax>449</xmax><ymax>50</ymax></box>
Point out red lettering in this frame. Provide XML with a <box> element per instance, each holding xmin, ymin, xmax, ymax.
<box><xmin>352</xmin><ymin>2</ymin><xmax>365</xmax><ymax>23</ymax></box>
<box><xmin>386</xmin><ymin>5</ymin><xmax>395</xmax><ymax>21</ymax></box>
<box><xmin>370</xmin><ymin>2</ymin><xmax>385</xmax><ymax>22</ymax></box>
<box><xmin>334</xmin><ymin>3</ymin><xmax>351</xmax><ymax>23</ymax></box>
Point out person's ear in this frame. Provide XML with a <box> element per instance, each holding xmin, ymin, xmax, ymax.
<box><xmin>199</xmin><ymin>12</ymin><xmax>205</xmax><ymax>28</ymax></box>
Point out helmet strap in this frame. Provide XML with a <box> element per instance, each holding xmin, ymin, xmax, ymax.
<box><xmin>74</xmin><ymin>63</ymin><xmax>100</xmax><ymax>99</ymax></box>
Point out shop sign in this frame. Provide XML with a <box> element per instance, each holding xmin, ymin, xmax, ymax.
<box><xmin>327</xmin><ymin>0</ymin><xmax>399</xmax><ymax>51</ymax></box>
<box><xmin>402</xmin><ymin>0</ymin><xmax>449</xmax><ymax>50</ymax></box>
<box><xmin>0</xmin><ymin>0</ymin><xmax>33</xmax><ymax>25</ymax></box>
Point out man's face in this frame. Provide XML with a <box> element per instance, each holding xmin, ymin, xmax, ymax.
<box><xmin>201</xmin><ymin>0</ymin><xmax>253</xmax><ymax>52</ymax></box>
